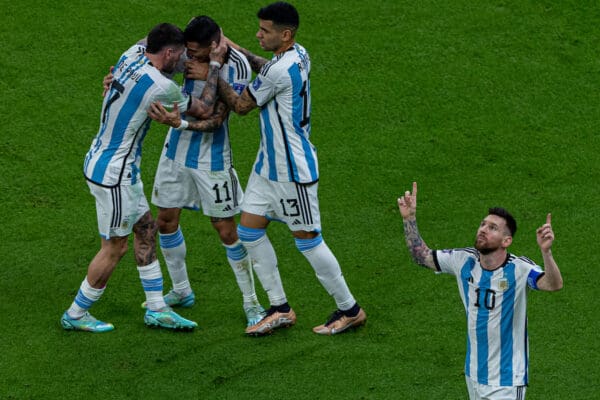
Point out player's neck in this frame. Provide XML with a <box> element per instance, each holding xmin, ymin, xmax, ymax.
<box><xmin>146</xmin><ymin>53</ymin><xmax>163</xmax><ymax>70</ymax></box>
<box><xmin>274</xmin><ymin>40</ymin><xmax>295</xmax><ymax>56</ymax></box>
<box><xmin>479</xmin><ymin>249</ymin><xmax>508</xmax><ymax>271</ymax></box>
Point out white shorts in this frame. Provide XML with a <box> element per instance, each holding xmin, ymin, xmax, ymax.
<box><xmin>88</xmin><ymin>180</ymin><xmax>149</xmax><ymax>239</ymax></box>
<box><xmin>466</xmin><ymin>377</ymin><xmax>526</xmax><ymax>400</ymax></box>
<box><xmin>152</xmin><ymin>157</ymin><xmax>242</xmax><ymax>218</ymax></box>
<box><xmin>242</xmin><ymin>171</ymin><xmax>321</xmax><ymax>232</ymax></box>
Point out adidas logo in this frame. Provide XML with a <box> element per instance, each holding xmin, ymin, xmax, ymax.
<box><xmin>292</xmin><ymin>219</ymin><xmax>302</xmax><ymax>225</ymax></box>
<box><xmin>222</xmin><ymin>205</ymin><xmax>233</xmax><ymax>212</ymax></box>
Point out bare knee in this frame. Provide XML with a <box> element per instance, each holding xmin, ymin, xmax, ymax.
<box><xmin>211</xmin><ymin>217</ymin><xmax>238</xmax><ymax>245</ymax></box>
<box><xmin>156</xmin><ymin>208</ymin><xmax>181</xmax><ymax>234</ymax></box>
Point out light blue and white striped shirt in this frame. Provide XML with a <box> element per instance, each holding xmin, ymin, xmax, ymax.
<box><xmin>247</xmin><ymin>43</ymin><xmax>317</xmax><ymax>184</ymax></box>
<box><xmin>162</xmin><ymin>47</ymin><xmax>250</xmax><ymax>171</ymax></box>
<box><xmin>434</xmin><ymin>247</ymin><xmax>544</xmax><ymax>387</ymax></box>
<box><xmin>84</xmin><ymin>44</ymin><xmax>189</xmax><ymax>187</ymax></box>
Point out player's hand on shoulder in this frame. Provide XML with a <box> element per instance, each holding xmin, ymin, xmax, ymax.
<box><xmin>102</xmin><ymin>66</ymin><xmax>115</xmax><ymax>97</ymax></box>
<box><xmin>148</xmin><ymin>101</ymin><xmax>181</xmax><ymax>128</ymax></box>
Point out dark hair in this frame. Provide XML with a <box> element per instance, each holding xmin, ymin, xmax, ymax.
<box><xmin>257</xmin><ymin>2</ymin><xmax>299</xmax><ymax>30</ymax></box>
<box><xmin>488</xmin><ymin>207</ymin><xmax>517</xmax><ymax>236</ymax></box>
<box><xmin>184</xmin><ymin>15</ymin><xmax>221</xmax><ymax>47</ymax></box>
<box><xmin>146</xmin><ymin>23</ymin><xmax>185</xmax><ymax>54</ymax></box>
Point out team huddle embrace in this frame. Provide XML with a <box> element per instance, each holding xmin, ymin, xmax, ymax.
<box><xmin>61</xmin><ymin>2</ymin><xmax>563</xmax><ymax>399</ymax></box>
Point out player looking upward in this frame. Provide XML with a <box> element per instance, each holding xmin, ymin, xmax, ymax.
<box><xmin>398</xmin><ymin>182</ymin><xmax>563</xmax><ymax>399</ymax></box>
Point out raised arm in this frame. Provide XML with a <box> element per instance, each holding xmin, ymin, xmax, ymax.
<box><xmin>535</xmin><ymin>213</ymin><xmax>564</xmax><ymax>291</ymax></box>
<box><xmin>397</xmin><ymin>182</ymin><xmax>436</xmax><ymax>270</ymax></box>
<box><xmin>223</xmin><ymin>35</ymin><xmax>268</xmax><ymax>73</ymax></box>
<box><xmin>185</xmin><ymin>39</ymin><xmax>228</xmax><ymax>119</ymax></box>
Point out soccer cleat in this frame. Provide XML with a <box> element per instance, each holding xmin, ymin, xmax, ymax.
<box><xmin>144</xmin><ymin>307</ymin><xmax>198</xmax><ymax>331</ymax></box>
<box><xmin>60</xmin><ymin>311</ymin><xmax>114</xmax><ymax>333</ymax></box>
<box><xmin>141</xmin><ymin>290</ymin><xmax>195</xmax><ymax>309</ymax></box>
<box><xmin>244</xmin><ymin>304</ymin><xmax>267</xmax><ymax>327</ymax></box>
<box><xmin>245</xmin><ymin>306</ymin><xmax>296</xmax><ymax>336</ymax></box>
<box><xmin>312</xmin><ymin>307</ymin><xmax>367</xmax><ymax>335</ymax></box>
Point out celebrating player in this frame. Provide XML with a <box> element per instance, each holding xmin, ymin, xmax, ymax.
<box><xmin>397</xmin><ymin>182</ymin><xmax>563</xmax><ymax>399</ymax></box>
<box><xmin>61</xmin><ymin>23</ymin><xmax>224</xmax><ymax>332</ymax></box>
<box><xmin>150</xmin><ymin>2</ymin><xmax>367</xmax><ymax>336</ymax></box>
<box><xmin>148</xmin><ymin>15</ymin><xmax>266</xmax><ymax>328</ymax></box>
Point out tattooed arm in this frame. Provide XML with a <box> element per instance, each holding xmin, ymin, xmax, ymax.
<box><xmin>237</xmin><ymin>47</ymin><xmax>268</xmax><ymax>73</ymax></box>
<box><xmin>186</xmin><ymin>39</ymin><xmax>229</xmax><ymax>119</ymax></box>
<box><xmin>148</xmin><ymin>99</ymin><xmax>229</xmax><ymax>132</ymax></box>
<box><xmin>186</xmin><ymin>63</ymin><xmax>221</xmax><ymax>119</ymax></box>
<box><xmin>223</xmin><ymin>36</ymin><xmax>268</xmax><ymax>73</ymax></box>
<box><xmin>397</xmin><ymin>182</ymin><xmax>436</xmax><ymax>270</ymax></box>
<box><xmin>217</xmin><ymin>78</ymin><xmax>257</xmax><ymax>116</ymax></box>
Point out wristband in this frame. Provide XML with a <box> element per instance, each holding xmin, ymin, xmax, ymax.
<box><xmin>209</xmin><ymin>60</ymin><xmax>222</xmax><ymax>69</ymax></box>
<box><xmin>176</xmin><ymin>119</ymin><xmax>189</xmax><ymax>130</ymax></box>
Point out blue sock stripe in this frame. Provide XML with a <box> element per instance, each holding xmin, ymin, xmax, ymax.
<box><xmin>295</xmin><ymin>234</ymin><xmax>323</xmax><ymax>252</ymax></box>
<box><xmin>74</xmin><ymin>289</ymin><xmax>94</xmax><ymax>309</ymax></box>
<box><xmin>159</xmin><ymin>229</ymin><xmax>184</xmax><ymax>249</ymax></box>
<box><xmin>226</xmin><ymin>243</ymin><xmax>248</xmax><ymax>261</ymax></box>
<box><xmin>141</xmin><ymin>277</ymin><xmax>164</xmax><ymax>291</ymax></box>
<box><xmin>237</xmin><ymin>225</ymin><xmax>266</xmax><ymax>242</ymax></box>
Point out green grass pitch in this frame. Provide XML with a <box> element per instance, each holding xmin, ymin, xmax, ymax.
<box><xmin>1</xmin><ymin>1</ymin><xmax>599</xmax><ymax>398</ymax></box>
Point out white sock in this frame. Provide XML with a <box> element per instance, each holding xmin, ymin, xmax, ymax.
<box><xmin>224</xmin><ymin>240</ymin><xmax>259</xmax><ymax>307</ymax></box>
<box><xmin>238</xmin><ymin>226</ymin><xmax>287</xmax><ymax>307</ymax></box>
<box><xmin>67</xmin><ymin>277</ymin><xmax>106</xmax><ymax>319</ymax></box>
<box><xmin>296</xmin><ymin>235</ymin><xmax>356</xmax><ymax>310</ymax></box>
<box><xmin>137</xmin><ymin>260</ymin><xmax>167</xmax><ymax>311</ymax></box>
<box><xmin>159</xmin><ymin>227</ymin><xmax>192</xmax><ymax>296</ymax></box>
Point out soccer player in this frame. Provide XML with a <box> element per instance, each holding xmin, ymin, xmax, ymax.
<box><xmin>397</xmin><ymin>182</ymin><xmax>564</xmax><ymax>399</ymax></box>
<box><xmin>60</xmin><ymin>23</ymin><xmax>225</xmax><ymax>332</ymax></box>
<box><xmin>150</xmin><ymin>2</ymin><xmax>367</xmax><ymax>336</ymax></box>
<box><xmin>148</xmin><ymin>16</ymin><xmax>266</xmax><ymax>327</ymax></box>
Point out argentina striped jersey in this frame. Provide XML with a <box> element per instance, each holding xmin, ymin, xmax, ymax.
<box><xmin>162</xmin><ymin>47</ymin><xmax>250</xmax><ymax>171</ymax></box>
<box><xmin>433</xmin><ymin>248</ymin><xmax>545</xmax><ymax>387</ymax></box>
<box><xmin>83</xmin><ymin>44</ymin><xmax>189</xmax><ymax>187</ymax></box>
<box><xmin>247</xmin><ymin>43</ymin><xmax>317</xmax><ymax>183</ymax></box>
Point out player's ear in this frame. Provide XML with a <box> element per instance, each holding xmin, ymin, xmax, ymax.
<box><xmin>502</xmin><ymin>235</ymin><xmax>513</xmax><ymax>248</ymax></box>
<box><xmin>281</xmin><ymin>28</ymin><xmax>293</xmax><ymax>42</ymax></box>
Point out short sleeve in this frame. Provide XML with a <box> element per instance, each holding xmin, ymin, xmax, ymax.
<box><xmin>526</xmin><ymin>268</ymin><xmax>545</xmax><ymax>290</ymax></box>
<box><xmin>248</xmin><ymin>71</ymin><xmax>277</xmax><ymax>107</ymax></box>
<box><xmin>155</xmin><ymin>81</ymin><xmax>190</xmax><ymax>112</ymax></box>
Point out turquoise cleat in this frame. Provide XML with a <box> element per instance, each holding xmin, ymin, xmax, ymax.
<box><xmin>141</xmin><ymin>290</ymin><xmax>195</xmax><ymax>309</ymax></box>
<box><xmin>144</xmin><ymin>307</ymin><xmax>197</xmax><ymax>331</ymax></box>
<box><xmin>244</xmin><ymin>305</ymin><xmax>267</xmax><ymax>327</ymax></box>
<box><xmin>61</xmin><ymin>311</ymin><xmax>114</xmax><ymax>333</ymax></box>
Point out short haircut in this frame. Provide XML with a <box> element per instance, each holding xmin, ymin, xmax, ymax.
<box><xmin>488</xmin><ymin>207</ymin><xmax>517</xmax><ymax>237</ymax></box>
<box><xmin>146</xmin><ymin>23</ymin><xmax>185</xmax><ymax>54</ymax></box>
<box><xmin>184</xmin><ymin>15</ymin><xmax>221</xmax><ymax>47</ymax></box>
<box><xmin>257</xmin><ymin>2</ymin><xmax>299</xmax><ymax>31</ymax></box>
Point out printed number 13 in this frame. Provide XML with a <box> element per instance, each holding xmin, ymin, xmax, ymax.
<box><xmin>280</xmin><ymin>199</ymin><xmax>300</xmax><ymax>216</ymax></box>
